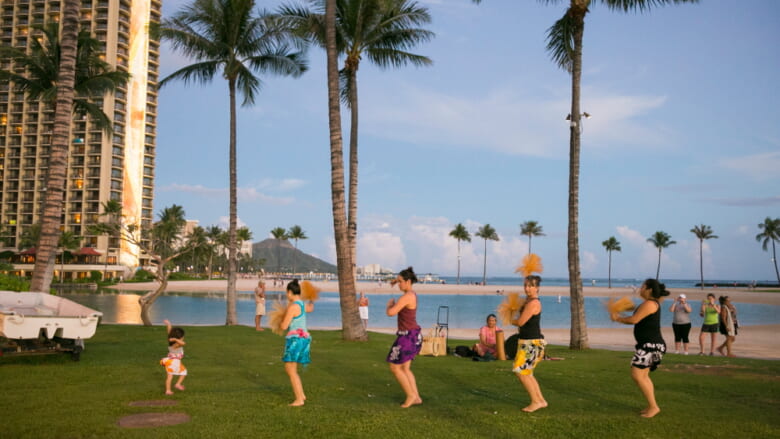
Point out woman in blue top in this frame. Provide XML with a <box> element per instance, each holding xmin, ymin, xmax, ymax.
<box><xmin>281</xmin><ymin>279</ymin><xmax>314</xmax><ymax>407</ymax></box>
<box><xmin>611</xmin><ymin>278</ymin><xmax>669</xmax><ymax>418</ymax></box>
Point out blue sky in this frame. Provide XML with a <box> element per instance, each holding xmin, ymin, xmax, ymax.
<box><xmin>153</xmin><ymin>0</ymin><xmax>780</xmax><ymax>281</ymax></box>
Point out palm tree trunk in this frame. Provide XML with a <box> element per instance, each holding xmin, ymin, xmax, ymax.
<box><xmin>656</xmin><ymin>249</ymin><xmax>662</xmax><ymax>280</ymax></box>
<box><xmin>456</xmin><ymin>239</ymin><xmax>461</xmax><ymax>285</ymax></box>
<box><xmin>607</xmin><ymin>250</ymin><xmax>612</xmax><ymax>289</ymax></box>
<box><xmin>347</xmin><ymin>67</ymin><xmax>359</xmax><ymax>282</ymax></box>
<box><xmin>482</xmin><ymin>239</ymin><xmax>487</xmax><ymax>285</ymax></box>
<box><xmin>528</xmin><ymin>236</ymin><xmax>532</xmax><ymax>255</ymax></box>
<box><xmin>293</xmin><ymin>239</ymin><xmax>298</xmax><ymax>274</ymax></box>
<box><xmin>773</xmin><ymin>240</ymin><xmax>780</xmax><ymax>284</ymax></box>
<box><xmin>225</xmin><ymin>78</ymin><xmax>238</xmax><ymax>325</ymax></box>
<box><xmin>326</xmin><ymin>0</ymin><xmax>365</xmax><ymax>341</ymax></box>
<box><xmin>31</xmin><ymin>0</ymin><xmax>80</xmax><ymax>292</ymax></box>
<box><xmin>139</xmin><ymin>270</ymin><xmax>168</xmax><ymax>326</ymax></box>
<box><xmin>699</xmin><ymin>239</ymin><xmax>704</xmax><ymax>290</ymax></box>
<box><xmin>567</xmin><ymin>9</ymin><xmax>588</xmax><ymax>350</ymax></box>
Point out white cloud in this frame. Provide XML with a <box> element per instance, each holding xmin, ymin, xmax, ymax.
<box><xmin>736</xmin><ymin>225</ymin><xmax>750</xmax><ymax>235</ymax></box>
<box><xmin>616</xmin><ymin>225</ymin><xmax>646</xmax><ymax>246</ymax></box>
<box><xmin>216</xmin><ymin>216</ymin><xmax>246</xmax><ymax>230</ymax></box>
<box><xmin>161</xmin><ymin>183</ymin><xmax>294</xmax><ymax>205</ymax></box>
<box><xmin>718</xmin><ymin>151</ymin><xmax>780</xmax><ymax>181</ymax></box>
<box><xmin>362</xmin><ymin>82</ymin><xmax>670</xmax><ymax>158</ymax></box>
<box><xmin>581</xmin><ymin>250</ymin><xmax>598</xmax><ymax>273</ymax></box>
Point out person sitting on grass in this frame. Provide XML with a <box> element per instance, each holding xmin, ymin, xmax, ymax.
<box><xmin>473</xmin><ymin>313</ymin><xmax>502</xmax><ymax>358</ymax></box>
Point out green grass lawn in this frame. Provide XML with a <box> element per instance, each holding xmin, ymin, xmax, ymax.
<box><xmin>1</xmin><ymin>325</ymin><xmax>778</xmax><ymax>439</ymax></box>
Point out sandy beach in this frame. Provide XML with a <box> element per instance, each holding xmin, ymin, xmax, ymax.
<box><xmin>110</xmin><ymin>279</ymin><xmax>780</xmax><ymax>360</ymax></box>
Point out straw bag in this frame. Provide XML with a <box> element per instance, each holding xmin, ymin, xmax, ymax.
<box><xmin>420</xmin><ymin>326</ymin><xmax>447</xmax><ymax>357</ymax></box>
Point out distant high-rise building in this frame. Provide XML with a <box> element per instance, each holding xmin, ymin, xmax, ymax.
<box><xmin>0</xmin><ymin>0</ymin><xmax>160</xmax><ymax>277</ymax></box>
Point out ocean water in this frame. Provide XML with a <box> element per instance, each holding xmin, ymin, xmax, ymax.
<box><xmin>437</xmin><ymin>276</ymin><xmax>776</xmax><ymax>288</ymax></box>
<box><xmin>62</xmin><ymin>290</ymin><xmax>780</xmax><ymax>330</ymax></box>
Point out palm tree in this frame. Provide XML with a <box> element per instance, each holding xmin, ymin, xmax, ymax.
<box><xmin>449</xmin><ymin>223</ymin><xmax>471</xmax><ymax>285</ymax></box>
<box><xmin>271</xmin><ymin>227</ymin><xmax>289</xmax><ymax>273</ymax></box>
<box><xmin>91</xmin><ymin>200</ymin><xmax>124</xmax><ymax>281</ymax></box>
<box><xmin>278</xmin><ymin>0</ymin><xmax>434</xmax><ymax>282</ymax></box>
<box><xmin>287</xmin><ymin>225</ymin><xmax>308</xmax><ymax>274</ymax></box>
<box><xmin>205</xmin><ymin>226</ymin><xmax>225</xmax><ymax>280</ymax></box>
<box><xmin>156</xmin><ymin>0</ymin><xmax>308</xmax><ymax>325</ymax></box>
<box><xmin>647</xmin><ymin>231</ymin><xmax>677</xmax><ymax>280</ymax></box>
<box><xmin>56</xmin><ymin>231</ymin><xmax>82</xmax><ymax>284</ymax></box>
<box><xmin>1</xmin><ymin>6</ymin><xmax>129</xmax><ymax>292</ymax></box>
<box><xmin>472</xmin><ymin>0</ymin><xmax>697</xmax><ymax>350</ymax></box>
<box><xmin>756</xmin><ymin>217</ymin><xmax>780</xmax><ymax>284</ymax></box>
<box><xmin>520</xmin><ymin>220</ymin><xmax>545</xmax><ymax>254</ymax></box>
<box><xmin>601</xmin><ymin>236</ymin><xmax>621</xmax><ymax>289</ymax></box>
<box><xmin>690</xmin><ymin>224</ymin><xmax>718</xmax><ymax>290</ymax></box>
<box><xmin>322</xmin><ymin>0</ymin><xmax>365</xmax><ymax>341</ymax></box>
<box><xmin>475</xmin><ymin>224</ymin><xmax>499</xmax><ymax>285</ymax></box>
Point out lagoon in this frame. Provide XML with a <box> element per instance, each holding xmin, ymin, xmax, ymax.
<box><xmin>61</xmin><ymin>290</ymin><xmax>780</xmax><ymax>330</ymax></box>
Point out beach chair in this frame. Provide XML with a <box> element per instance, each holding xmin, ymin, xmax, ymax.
<box><xmin>436</xmin><ymin>306</ymin><xmax>449</xmax><ymax>353</ymax></box>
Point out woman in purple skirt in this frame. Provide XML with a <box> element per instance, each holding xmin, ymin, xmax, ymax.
<box><xmin>386</xmin><ymin>266</ymin><xmax>423</xmax><ymax>408</ymax></box>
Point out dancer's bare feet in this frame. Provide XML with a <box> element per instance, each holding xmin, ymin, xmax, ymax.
<box><xmin>717</xmin><ymin>346</ymin><xmax>725</xmax><ymax>356</ymax></box>
<box><xmin>175</xmin><ymin>384</ymin><xmax>185</xmax><ymax>391</ymax></box>
<box><xmin>289</xmin><ymin>400</ymin><xmax>305</xmax><ymax>407</ymax></box>
<box><xmin>401</xmin><ymin>397</ymin><xmax>422</xmax><ymax>408</ymax></box>
<box><xmin>640</xmin><ymin>406</ymin><xmax>660</xmax><ymax>418</ymax></box>
<box><xmin>522</xmin><ymin>401</ymin><xmax>548</xmax><ymax>413</ymax></box>
<box><xmin>256</xmin><ymin>328</ymin><xmax>264</xmax><ymax>331</ymax></box>
<box><xmin>165</xmin><ymin>390</ymin><xmax>174</xmax><ymax>395</ymax></box>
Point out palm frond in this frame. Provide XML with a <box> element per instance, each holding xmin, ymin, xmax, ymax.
<box><xmin>545</xmin><ymin>12</ymin><xmax>578</xmax><ymax>73</ymax></box>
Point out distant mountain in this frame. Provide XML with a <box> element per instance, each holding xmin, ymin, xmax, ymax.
<box><xmin>252</xmin><ymin>238</ymin><xmax>337</xmax><ymax>274</ymax></box>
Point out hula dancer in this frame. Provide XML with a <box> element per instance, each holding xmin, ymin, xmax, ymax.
<box><xmin>386</xmin><ymin>267</ymin><xmax>423</xmax><ymax>408</ymax></box>
<box><xmin>280</xmin><ymin>279</ymin><xmax>314</xmax><ymax>407</ymax></box>
<box><xmin>511</xmin><ymin>275</ymin><xmax>547</xmax><ymax>412</ymax></box>
<box><xmin>611</xmin><ymin>278</ymin><xmax>669</xmax><ymax>418</ymax></box>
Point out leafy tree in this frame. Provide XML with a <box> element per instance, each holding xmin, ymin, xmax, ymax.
<box><xmin>756</xmin><ymin>217</ymin><xmax>780</xmax><ymax>284</ymax></box>
<box><xmin>271</xmin><ymin>227</ymin><xmax>289</xmax><ymax>273</ymax></box>
<box><xmin>475</xmin><ymin>224</ymin><xmax>499</xmax><ymax>285</ymax></box>
<box><xmin>90</xmin><ymin>205</ymin><xmax>196</xmax><ymax>325</ymax></box>
<box><xmin>449</xmin><ymin>223</ymin><xmax>471</xmax><ymax>284</ymax></box>
<box><xmin>205</xmin><ymin>225</ymin><xmax>226</xmax><ymax>280</ymax></box>
<box><xmin>472</xmin><ymin>0</ymin><xmax>698</xmax><ymax>350</ymax></box>
<box><xmin>520</xmin><ymin>220</ymin><xmax>545</xmax><ymax>255</ymax></box>
<box><xmin>156</xmin><ymin>0</ymin><xmax>307</xmax><ymax>325</ymax></box>
<box><xmin>647</xmin><ymin>231</ymin><xmax>676</xmax><ymax>280</ymax></box>
<box><xmin>690</xmin><ymin>224</ymin><xmax>718</xmax><ymax>290</ymax></box>
<box><xmin>279</xmin><ymin>0</ymin><xmax>433</xmax><ymax>281</ymax></box>
<box><xmin>287</xmin><ymin>225</ymin><xmax>308</xmax><ymax>274</ymax></box>
<box><xmin>601</xmin><ymin>236</ymin><xmax>621</xmax><ymax>289</ymax></box>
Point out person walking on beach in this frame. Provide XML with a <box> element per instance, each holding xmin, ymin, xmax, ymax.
<box><xmin>386</xmin><ymin>267</ymin><xmax>423</xmax><ymax>408</ymax></box>
<box><xmin>717</xmin><ymin>296</ymin><xmax>738</xmax><ymax>357</ymax></box>
<box><xmin>254</xmin><ymin>280</ymin><xmax>266</xmax><ymax>331</ymax></box>
<box><xmin>610</xmin><ymin>278</ymin><xmax>669</xmax><ymax>418</ymax></box>
<box><xmin>669</xmin><ymin>293</ymin><xmax>692</xmax><ymax>354</ymax></box>
<box><xmin>698</xmin><ymin>293</ymin><xmax>721</xmax><ymax>355</ymax></box>
<box><xmin>358</xmin><ymin>292</ymin><xmax>369</xmax><ymax>329</ymax></box>
<box><xmin>160</xmin><ymin>319</ymin><xmax>187</xmax><ymax>395</ymax></box>
<box><xmin>512</xmin><ymin>275</ymin><xmax>547</xmax><ymax>413</ymax></box>
<box><xmin>280</xmin><ymin>279</ymin><xmax>314</xmax><ymax>406</ymax></box>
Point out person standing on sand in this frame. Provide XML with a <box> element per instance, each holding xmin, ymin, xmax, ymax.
<box><xmin>669</xmin><ymin>293</ymin><xmax>692</xmax><ymax>354</ymax></box>
<box><xmin>254</xmin><ymin>280</ymin><xmax>266</xmax><ymax>331</ymax></box>
<box><xmin>698</xmin><ymin>293</ymin><xmax>721</xmax><ymax>355</ymax></box>
<box><xmin>386</xmin><ymin>267</ymin><xmax>423</xmax><ymax>408</ymax></box>
<box><xmin>611</xmin><ymin>278</ymin><xmax>669</xmax><ymax>418</ymax></box>
<box><xmin>512</xmin><ymin>275</ymin><xmax>547</xmax><ymax>413</ymax></box>
<box><xmin>717</xmin><ymin>296</ymin><xmax>738</xmax><ymax>357</ymax></box>
<box><xmin>358</xmin><ymin>292</ymin><xmax>369</xmax><ymax>329</ymax></box>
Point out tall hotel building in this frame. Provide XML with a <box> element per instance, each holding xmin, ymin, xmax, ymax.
<box><xmin>0</xmin><ymin>0</ymin><xmax>160</xmax><ymax>276</ymax></box>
